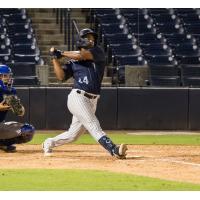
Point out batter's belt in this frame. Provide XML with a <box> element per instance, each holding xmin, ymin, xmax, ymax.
<box><xmin>76</xmin><ymin>90</ymin><xmax>97</xmax><ymax>99</ymax></box>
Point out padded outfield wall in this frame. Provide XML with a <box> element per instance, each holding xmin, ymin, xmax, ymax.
<box><xmin>5</xmin><ymin>87</ymin><xmax>200</xmax><ymax>130</ymax></box>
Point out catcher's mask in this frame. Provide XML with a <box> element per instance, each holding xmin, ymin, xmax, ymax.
<box><xmin>0</xmin><ymin>65</ymin><xmax>13</xmax><ymax>88</ymax></box>
<box><xmin>77</xmin><ymin>28</ymin><xmax>98</xmax><ymax>49</ymax></box>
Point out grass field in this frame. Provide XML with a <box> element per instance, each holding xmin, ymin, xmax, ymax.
<box><xmin>29</xmin><ymin>131</ymin><xmax>200</xmax><ymax>145</ymax></box>
<box><xmin>1</xmin><ymin>131</ymin><xmax>200</xmax><ymax>191</ymax></box>
<box><xmin>1</xmin><ymin>169</ymin><xmax>200</xmax><ymax>191</ymax></box>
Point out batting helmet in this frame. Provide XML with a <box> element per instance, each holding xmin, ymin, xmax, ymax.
<box><xmin>79</xmin><ymin>28</ymin><xmax>97</xmax><ymax>40</ymax></box>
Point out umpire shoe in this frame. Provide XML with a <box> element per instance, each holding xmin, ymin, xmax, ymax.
<box><xmin>42</xmin><ymin>138</ymin><xmax>53</xmax><ymax>156</ymax></box>
<box><xmin>0</xmin><ymin>145</ymin><xmax>16</xmax><ymax>153</ymax></box>
<box><xmin>113</xmin><ymin>144</ymin><xmax>128</xmax><ymax>159</ymax></box>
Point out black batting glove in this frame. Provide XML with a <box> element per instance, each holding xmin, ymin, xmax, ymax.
<box><xmin>49</xmin><ymin>47</ymin><xmax>63</xmax><ymax>59</ymax></box>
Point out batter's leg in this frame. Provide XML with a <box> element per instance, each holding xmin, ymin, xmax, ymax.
<box><xmin>67</xmin><ymin>91</ymin><xmax>127</xmax><ymax>158</ymax></box>
<box><xmin>42</xmin><ymin>116</ymin><xmax>86</xmax><ymax>155</ymax></box>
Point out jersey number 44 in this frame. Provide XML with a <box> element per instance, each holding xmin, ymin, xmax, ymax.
<box><xmin>78</xmin><ymin>76</ymin><xmax>89</xmax><ymax>85</ymax></box>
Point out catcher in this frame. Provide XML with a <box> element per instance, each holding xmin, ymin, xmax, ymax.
<box><xmin>0</xmin><ymin>64</ymin><xmax>35</xmax><ymax>153</ymax></box>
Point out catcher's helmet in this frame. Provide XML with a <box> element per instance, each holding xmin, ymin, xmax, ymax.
<box><xmin>0</xmin><ymin>64</ymin><xmax>13</xmax><ymax>87</ymax></box>
<box><xmin>0</xmin><ymin>65</ymin><xmax>12</xmax><ymax>74</ymax></box>
<box><xmin>79</xmin><ymin>28</ymin><xmax>97</xmax><ymax>40</ymax></box>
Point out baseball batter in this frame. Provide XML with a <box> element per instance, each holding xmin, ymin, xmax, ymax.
<box><xmin>42</xmin><ymin>28</ymin><xmax>127</xmax><ymax>159</ymax></box>
<box><xmin>0</xmin><ymin>65</ymin><xmax>35</xmax><ymax>152</ymax></box>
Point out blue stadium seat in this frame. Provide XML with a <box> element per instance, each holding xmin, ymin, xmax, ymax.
<box><xmin>13</xmin><ymin>76</ymin><xmax>39</xmax><ymax>86</ymax></box>
<box><xmin>147</xmin><ymin>56</ymin><xmax>178</xmax><ymax>66</ymax></box>
<box><xmin>137</xmin><ymin>33</ymin><xmax>166</xmax><ymax>47</ymax></box>
<box><xmin>120</xmin><ymin>8</ymin><xmax>147</xmax><ymax>15</ymax></box>
<box><xmin>128</xmin><ymin>23</ymin><xmax>156</xmax><ymax>35</ymax></box>
<box><xmin>181</xmin><ymin>64</ymin><xmax>200</xmax><ymax>86</ymax></box>
<box><xmin>12</xmin><ymin>33</ymin><xmax>36</xmax><ymax>45</ymax></box>
<box><xmin>150</xmin><ymin>76</ymin><xmax>181</xmax><ymax>86</ymax></box>
<box><xmin>0</xmin><ymin>8</ymin><xmax>25</xmax><ymax>16</ymax></box>
<box><xmin>104</xmin><ymin>33</ymin><xmax>135</xmax><ymax>45</ymax></box>
<box><xmin>156</xmin><ymin>23</ymin><xmax>184</xmax><ymax>35</ymax></box>
<box><xmin>7</xmin><ymin>23</ymin><xmax>33</xmax><ymax>37</ymax></box>
<box><xmin>147</xmin><ymin>8</ymin><xmax>174</xmax><ymax>15</ymax></box>
<box><xmin>179</xmin><ymin>56</ymin><xmax>200</xmax><ymax>64</ymax></box>
<box><xmin>174</xmin><ymin>44</ymin><xmax>200</xmax><ymax>59</ymax></box>
<box><xmin>101</xmin><ymin>23</ymin><xmax>125</xmax><ymax>35</ymax></box>
<box><xmin>94</xmin><ymin>8</ymin><xmax>117</xmax><ymax>16</ymax></box>
<box><xmin>143</xmin><ymin>44</ymin><xmax>173</xmax><ymax>58</ymax></box>
<box><xmin>185</xmin><ymin>23</ymin><xmax>200</xmax><ymax>35</ymax></box>
<box><xmin>151</xmin><ymin>13</ymin><xmax>181</xmax><ymax>25</ymax></box>
<box><xmin>125</xmin><ymin>14</ymin><xmax>153</xmax><ymax>24</ymax></box>
<box><xmin>116</xmin><ymin>55</ymin><xmax>146</xmax><ymax>66</ymax></box>
<box><xmin>9</xmin><ymin>63</ymin><xmax>36</xmax><ymax>76</ymax></box>
<box><xmin>0</xmin><ymin>47</ymin><xmax>11</xmax><ymax>63</ymax></box>
<box><xmin>96</xmin><ymin>14</ymin><xmax>121</xmax><ymax>24</ymax></box>
<box><xmin>165</xmin><ymin>33</ymin><xmax>196</xmax><ymax>47</ymax></box>
<box><xmin>174</xmin><ymin>8</ymin><xmax>198</xmax><ymax>15</ymax></box>
<box><xmin>180</xmin><ymin>13</ymin><xmax>200</xmax><ymax>25</ymax></box>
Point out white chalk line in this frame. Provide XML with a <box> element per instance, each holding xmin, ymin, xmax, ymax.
<box><xmin>128</xmin><ymin>155</ymin><xmax>200</xmax><ymax>168</ymax></box>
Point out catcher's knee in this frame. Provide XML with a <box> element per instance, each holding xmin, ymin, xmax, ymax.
<box><xmin>17</xmin><ymin>123</ymin><xmax>35</xmax><ymax>143</ymax></box>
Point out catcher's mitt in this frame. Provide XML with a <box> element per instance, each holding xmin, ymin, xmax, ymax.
<box><xmin>3</xmin><ymin>95</ymin><xmax>25</xmax><ymax>116</ymax></box>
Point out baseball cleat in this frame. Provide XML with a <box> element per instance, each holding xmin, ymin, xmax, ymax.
<box><xmin>0</xmin><ymin>145</ymin><xmax>16</xmax><ymax>153</ymax></box>
<box><xmin>42</xmin><ymin>139</ymin><xmax>53</xmax><ymax>156</ymax></box>
<box><xmin>113</xmin><ymin>144</ymin><xmax>128</xmax><ymax>159</ymax></box>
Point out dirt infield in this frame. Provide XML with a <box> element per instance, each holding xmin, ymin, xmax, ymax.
<box><xmin>0</xmin><ymin>144</ymin><xmax>200</xmax><ymax>184</ymax></box>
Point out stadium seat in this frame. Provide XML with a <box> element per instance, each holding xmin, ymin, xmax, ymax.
<box><xmin>7</xmin><ymin>23</ymin><xmax>33</xmax><ymax>37</ymax></box>
<box><xmin>174</xmin><ymin>44</ymin><xmax>200</xmax><ymax>61</ymax></box>
<box><xmin>174</xmin><ymin>8</ymin><xmax>198</xmax><ymax>15</ymax></box>
<box><xmin>184</xmin><ymin>23</ymin><xmax>200</xmax><ymax>35</ymax></box>
<box><xmin>13</xmin><ymin>76</ymin><xmax>39</xmax><ymax>86</ymax></box>
<box><xmin>0</xmin><ymin>47</ymin><xmax>11</xmax><ymax>63</ymax></box>
<box><xmin>0</xmin><ymin>8</ymin><xmax>25</xmax><ymax>16</ymax></box>
<box><xmin>94</xmin><ymin>8</ymin><xmax>117</xmax><ymax>16</ymax></box>
<box><xmin>120</xmin><ymin>8</ymin><xmax>147</xmax><ymax>15</ymax></box>
<box><xmin>128</xmin><ymin>23</ymin><xmax>156</xmax><ymax>35</ymax></box>
<box><xmin>101</xmin><ymin>23</ymin><xmax>125</xmax><ymax>35</ymax></box>
<box><xmin>137</xmin><ymin>33</ymin><xmax>166</xmax><ymax>47</ymax></box>
<box><xmin>115</xmin><ymin>55</ymin><xmax>147</xmax><ymax>66</ymax></box>
<box><xmin>150</xmin><ymin>76</ymin><xmax>181</xmax><ymax>86</ymax></box>
<box><xmin>104</xmin><ymin>33</ymin><xmax>135</xmax><ymax>45</ymax></box>
<box><xmin>150</xmin><ymin>65</ymin><xmax>180</xmax><ymax>77</ymax></box>
<box><xmin>142</xmin><ymin>44</ymin><xmax>173</xmax><ymax>58</ymax></box>
<box><xmin>9</xmin><ymin>63</ymin><xmax>36</xmax><ymax>76</ymax></box>
<box><xmin>12</xmin><ymin>33</ymin><xmax>36</xmax><ymax>45</ymax></box>
<box><xmin>156</xmin><ymin>23</ymin><xmax>185</xmax><ymax>35</ymax></box>
<box><xmin>165</xmin><ymin>33</ymin><xmax>196</xmax><ymax>48</ymax></box>
<box><xmin>151</xmin><ymin>13</ymin><xmax>181</xmax><ymax>25</ymax></box>
<box><xmin>180</xmin><ymin>13</ymin><xmax>200</xmax><ymax>25</ymax></box>
<box><xmin>125</xmin><ymin>14</ymin><xmax>153</xmax><ymax>24</ymax></box>
<box><xmin>147</xmin><ymin>8</ymin><xmax>174</xmax><ymax>15</ymax></box>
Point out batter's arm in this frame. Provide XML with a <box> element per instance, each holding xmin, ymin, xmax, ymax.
<box><xmin>52</xmin><ymin>59</ymin><xmax>65</xmax><ymax>81</ymax></box>
<box><xmin>62</xmin><ymin>49</ymin><xmax>93</xmax><ymax>61</ymax></box>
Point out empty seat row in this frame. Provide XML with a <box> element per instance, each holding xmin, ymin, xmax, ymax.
<box><xmin>0</xmin><ymin>8</ymin><xmax>41</xmax><ymax>86</ymax></box>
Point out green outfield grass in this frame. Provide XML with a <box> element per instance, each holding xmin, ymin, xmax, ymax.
<box><xmin>29</xmin><ymin>131</ymin><xmax>200</xmax><ymax>145</ymax></box>
<box><xmin>1</xmin><ymin>169</ymin><xmax>200</xmax><ymax>191</ymax></box>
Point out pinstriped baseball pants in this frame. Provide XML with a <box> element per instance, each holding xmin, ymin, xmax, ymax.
<box><xmin>50</xmin><ymin>89</ymin><xmax>106</xmax><ymax>147</ymax></box>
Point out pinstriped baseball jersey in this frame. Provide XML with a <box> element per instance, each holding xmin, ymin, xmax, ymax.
<box><xmin>62</xmin><ymin>46</ymin><xmax>105</xmax><ymax>95</ymax></box>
